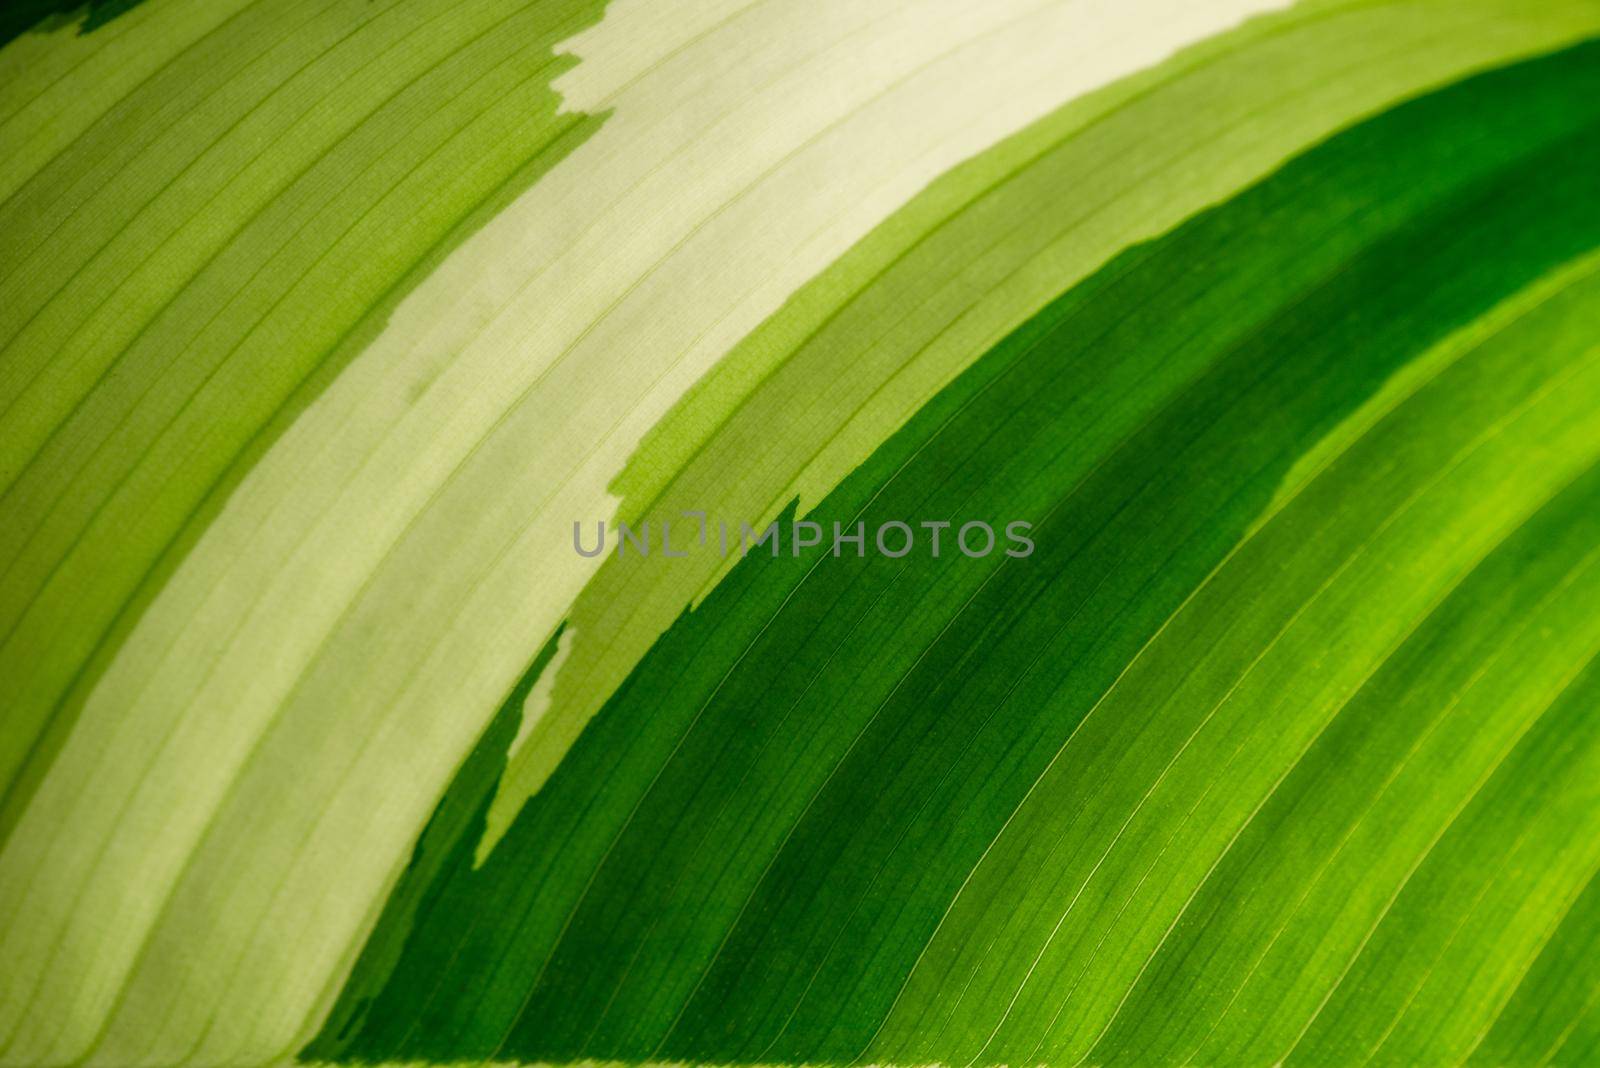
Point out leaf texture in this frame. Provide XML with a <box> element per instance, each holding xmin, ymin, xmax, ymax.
<box><xmin>0</xmin><ymin>2</ymin><xmax>1598</xmax><ymax>1065</ymax></box>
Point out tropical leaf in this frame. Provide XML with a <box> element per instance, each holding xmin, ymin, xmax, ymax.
<box><xmin>1</xmin><ymin>1</ymin><xmax>1598</xmax><ymax>1066</ymax></box>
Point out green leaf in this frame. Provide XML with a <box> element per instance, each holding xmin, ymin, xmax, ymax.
<box><xmin>312</xmin><ymin>40</ymin><xmax>1600</xmax><ymax>1065</ymax></box>
<box><xmin>2</xmin><ymin>1</ymin><xmax>1599</xmax><ymax>1064</ymax></box>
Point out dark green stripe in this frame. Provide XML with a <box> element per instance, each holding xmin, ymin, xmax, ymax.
<box><xmin>0</xmin><ymin>0</ymin><xmax>148</xmax><ymax>51</ymax></box>
<box><xmin>312</xmin><ymin>39</ymin><xmax>1600</xmax><ymax>1064</ymax></box>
